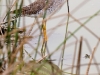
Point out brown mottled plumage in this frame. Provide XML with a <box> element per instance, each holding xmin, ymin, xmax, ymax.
<box><xmin>11</xmin><ymin>0</ymin><xmax>65</xmax><ymax>17</ymax></box>
<box><xmin>12</xmin><ymin>0</ymin><xmax>53</xmax><ymax>16</ymax></box>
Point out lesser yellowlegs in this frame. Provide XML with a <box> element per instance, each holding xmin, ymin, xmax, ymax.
<box><xmin>10</xmin><ymin>0</ymin><xmax>66</xmax><ymax>56</ymax></box>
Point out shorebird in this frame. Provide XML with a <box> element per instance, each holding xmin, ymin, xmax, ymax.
<box><xmin>2</xmin><ymin>0</ymin><xmax>66</xmax><ymax>57</ymax></box>
<box><xmin>10</xmin><ymin>0</ymin><xmax>66</xmax><ymax>56</ymax></box>
<box><xmin>9</xmin><ymin>0</ymin><xmax>66</xmax><ymax>43</ymax></box>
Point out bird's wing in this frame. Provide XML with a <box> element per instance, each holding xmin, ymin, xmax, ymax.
<box><xmin>11</xmin><ymin>0</ymin><xmax>54</xmax><ymax>17</ymax></box>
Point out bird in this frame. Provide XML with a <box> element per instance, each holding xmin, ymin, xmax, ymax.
<box><xmin>3</xmin><ymin>0</ymin><xmax>66</xmax><ymax>57</ymax></box>
<box><xmin>10</xmin><ymin>0</ymin><xmax>66</xmax><ymax>57</ymax></box>
<box><xmin>9</xmin><ymin>0</ymin><xmax>66</xmax><ymax>40</ymax></box>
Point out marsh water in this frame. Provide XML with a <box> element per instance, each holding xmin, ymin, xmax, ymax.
<box><xmin>23</xmin><ymin>0</ymin><xmax>100</xmax><ymax>74</ymax></box>
<box><xmin>0</xmin><ymin>0</ymin><xmax>100</xmax><ymax>74</ymax></box>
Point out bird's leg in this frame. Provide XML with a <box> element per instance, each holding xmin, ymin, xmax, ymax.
<box><xmin>41</xmin><ymin>20</ymin><xmax>47</xmax><ymax>57</ymax></box>
<box><xmin>42</xmin><ymin>20</ymin><xmax>47</xmax><ymax>42</ymax></box>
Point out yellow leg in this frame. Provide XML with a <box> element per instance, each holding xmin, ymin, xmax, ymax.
<box><xmin>41</xmin><ymin>20</ymin><xmax>48</xmax><ymax>57</ymax></box>
<box><xmin>42</xmin><ymin>20</ymin><xmax>47</xmax><ymax>42</ymax></box>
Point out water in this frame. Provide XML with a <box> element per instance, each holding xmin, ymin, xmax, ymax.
<box><xmin>0</xmin><ymin>0</ymin><xmax>100</xmax><ymax>74</ymax></box>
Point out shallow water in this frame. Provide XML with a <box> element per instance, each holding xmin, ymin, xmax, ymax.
<box><xmin>0</xmin><ymin>0</ymin><xmax>100</xmax><ymax>74</ymax></box>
